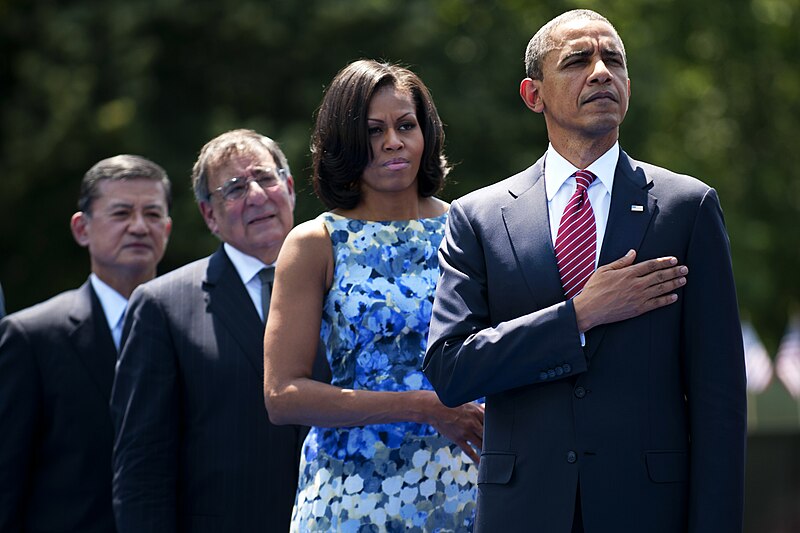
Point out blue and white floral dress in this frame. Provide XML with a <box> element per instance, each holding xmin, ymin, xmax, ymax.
<box><xmin>290</xmin><ymin>212</ymin><xmax>477</xmax><ymax>533</ymax></box>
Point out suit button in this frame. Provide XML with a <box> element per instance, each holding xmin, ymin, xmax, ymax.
<box><xmin>555</xmin><ymin>366</ymin><xmax>564</xmax><ymax>376</ymax></box>
<box><xmin>548</xmin><ymin>369</ymin><xmax>556</xmax><ymax>378</ymax></box>
<box><xmin>563</xmin><ymin>364</ymin><xmax>572</xmax><ymax>373</ymax></box>
<box><xmin>567</xmin><ymin>451</ymin><xmax>577</xmax><ymax>464</ymax></box>
<box><xmin>539</xmin><ymin>372</ymin><xmax>548</xmax><ymax>381</ymax></box>
<box><xmin>574</xmin><ymin>387</ymin><xmax>586</xmax><ymax>399</ymax></box>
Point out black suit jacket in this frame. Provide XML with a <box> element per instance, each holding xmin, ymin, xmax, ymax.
<box><xmin>110</xmin><ymin>246</ymin><xmax>324</xmax><ymax>533</ymax></box>
<box><xmin>0</xmin><ymin>281</ymin><xmax>117</xmax><ymax>533</ymax></box>
<box><xmin>424</xmin><ymin>152</ymin><xmax>747</xmax><ymax>533</ymax></box>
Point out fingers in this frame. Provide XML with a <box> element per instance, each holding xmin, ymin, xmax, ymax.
<box><xmin>603</xmin><ymin>249</ymin><xmax>636</xmax><ymax>271</ymax></box>
<box><xmin>446</xmin><ymin>403</ymin><xmax>484</xmax><ymax>464</ymax></box>
<box><xmin>634</xmin><ymin>264</ymin><xmax>687</xmax><ymax>314</ymax></box>
<box><xmin>456</xmin><ymin>439</ymin><xmax>481</xmax><ymax>464</ymax></box>
<box><xmin>643</xmin><ymin>271</ymin><xmax>687</xmax><ymax>297</ymax></box>
<box><xmin>602</xmin><ymin>253</ymin><xmax>688</xmax><ymax>288</ymax></box>
<box><xmin>470</xmin><ymin>428</ymin><xmax>483</xmax><ymax>453</ymax></box>
<box><xmin>641</xmin><ymin>293</ymin><xmax>680</xmax><ymax>312</ymax></box>
<box><xmin>629</xmin><ymin>255</ymin><xmax>679</xmax><ymax>277</ymax></box>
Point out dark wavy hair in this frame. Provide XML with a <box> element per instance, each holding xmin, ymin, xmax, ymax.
<box><xmin>311</xmin><ymin>59</ymin><xmax>450</xmax><ymax>210</ymax></box>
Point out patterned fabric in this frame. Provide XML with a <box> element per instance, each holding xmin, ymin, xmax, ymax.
<box><xmin>291</xmin><ymin>212</ymin><xmax>477</xmax><ymax>533</ymax></box>
<box><xmin>555</xmin><ymin>170</ymin><xmax>597</xmax><ymax>299</ymax></box>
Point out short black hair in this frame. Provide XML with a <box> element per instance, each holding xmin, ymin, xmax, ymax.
<box><xmin>79</xmin><ymin>155</ymin><xmax>171</xmax><ymax>214</ymax></box>
<box><xmin>311</xmin><ymin>59</ymin><xmax>449</xmax><ymax>210</ymax></box>
<box><xmin>524</xmin><ymin>9</ymin><xmax>625</xmax><ymax>80</ymax></box>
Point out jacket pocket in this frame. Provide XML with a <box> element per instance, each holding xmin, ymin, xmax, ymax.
<box><xmin>477</xmin><ymin>451</ymin><xmax>516</xmax><ymax>485</ymax></box>
<box><xmin>644</xmin><ymin>450</ymin><xmax>688</xmax><ymax>483</ymax></box>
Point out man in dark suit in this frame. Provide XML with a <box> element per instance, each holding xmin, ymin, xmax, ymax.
<box><xmin>111</xmin><ymin>129</ymin><xmax>327</xmax><ymax>532</ymax></box>
<box><xmin>424</xmin><ymin>9</ymin><xmax>746</xmax><ymax>533</ymax></box>
<box><xmin>0</xmin><ymin>155</ymin><xmax>172</xmax><ymax>533</ymax></box>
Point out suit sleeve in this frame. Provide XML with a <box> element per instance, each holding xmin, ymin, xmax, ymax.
<box><xmin>681</xmin><ymin>188</ymin><xmax>746</xmax><ymax>532</ymax></box>
<box><xmin>424</xmin><ymin>199</ymin><xmax>587</xmax><ymax>407</ymax></box>
<box><xmin>110</xmin><ymin>287</ymin><xmax>179</xmax><ymax>533</ymax></box>
<box><xmin>0</xmin><ymin>318</ymin><xmax>39</xmax><ymax>533</ymax></box>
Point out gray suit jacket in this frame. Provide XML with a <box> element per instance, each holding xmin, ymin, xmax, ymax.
<box><xmin>111</xmin><ymin>247</ymin><xmax>325</xmax><ymax>533</ymax></box>
<box><xmin>0</xmin><ymin>281</ymin><xmax>117</xmax><ymax>533</ymax></box>
<box><xmin>424</xmin><ymin>151</ymin><xmax>746</xmax><ymax>533</ymax></box>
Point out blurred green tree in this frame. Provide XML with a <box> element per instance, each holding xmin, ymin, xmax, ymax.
<box><xmin>1</xmin><ymin>0</ymin><xmax>797</xmax><ymax>352</ymax></box>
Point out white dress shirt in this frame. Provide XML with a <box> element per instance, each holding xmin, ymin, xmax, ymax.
<box><xmin>223</xmin><ymin>243</ymin><xmax>274</xmax><ymax>322</ymax></box>
<box><xmin>544</xmin><ymin>142</ymin><xmax>619</xmax><ymax>267</ymax></box>
<box><xmin>90</xmin><ymin>274</ymin><xmax>128</xmax><ymax>351</ymax></box>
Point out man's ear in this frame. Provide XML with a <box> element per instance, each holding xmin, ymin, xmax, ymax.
<box><xmin>284</xmin><ymin>174</ymin><xmax>296</xmax><ymax>210</ymax></box>
<box><xmin>164</xmin><ymin>216</ymin><xmax>173</xmax><ymax>242</ymax></box>
<box><xmin>520</xmin><ymin>78</ymin><xmax>545</xmax><ymax>114</ymax></box>
<box><xmin>198</xmin><ymin>201</ymin><xmax>219</xmax><ymax>235</ymax></box>
<box><xmin>70</xmin><ymin>212</ymin><xmax>90</xmax><ymax>247</ymax></box>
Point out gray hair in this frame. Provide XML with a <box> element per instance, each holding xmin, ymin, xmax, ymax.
<box><xmin>191</xmin><ymin>129</ymin><xmax>292</xmax><ymax>203</ymax></box>
<box><xmin>79</xmin><ymin>155</ymin><xmax>171</xmax><ymax>214</ymax></box>
<box><xmin>524</xmin><ymin>9</ymin><xmax>626</xmax><ymax>80</ymax></box>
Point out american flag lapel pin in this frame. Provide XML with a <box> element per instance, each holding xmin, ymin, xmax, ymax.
<box><xmin>630</xmin><ymin>205</ymin><xmax>644</xmax><ymax>212</ymax></box>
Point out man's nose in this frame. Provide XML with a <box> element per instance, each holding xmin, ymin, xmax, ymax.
<box><xmin>244</xmin><ymin>179</ymin><xmax>269</xmax><ymax>205</ymax></box>
<box><xmin>589</xmin><ymin>60</ymin><xmax>612</xmax><ymax>83</ymax></box>
<box><xmin>128</xmin><ymin>212</ymin><xmax>148</xmax><ymax>234</ymax></box>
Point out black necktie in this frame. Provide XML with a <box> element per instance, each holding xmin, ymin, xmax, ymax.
<box><xmin>258</xmin><ymin>267</ymin><xmax>274</xmax><ymax>323</ymax></box>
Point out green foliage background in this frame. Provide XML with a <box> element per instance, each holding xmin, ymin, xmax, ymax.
<box><xmin>1</xmin><ymin>0</ymin><xmax>798</xmax><ymax>353</ymax></box>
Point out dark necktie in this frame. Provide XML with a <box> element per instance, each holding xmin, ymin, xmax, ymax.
<box><xmin>258</xmin><ymin>267</ymin><xmax>274</xmax><ymax>323</ymax></box>
<box><xmin>554</xmin><ymin>170</ymin><xmax>597</xmax><ymax>299</ymax></box>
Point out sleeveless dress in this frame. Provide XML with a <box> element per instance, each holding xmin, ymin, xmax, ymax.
<box><xmin>290</xmin><ymin>212</ymin><xmax>477</xmax><ymax>533</ymax></box>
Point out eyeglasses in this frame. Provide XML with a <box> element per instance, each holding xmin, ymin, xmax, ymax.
<box><xmin>209</xmin><ymin>167</ymin><xmax>287</xmax><ymax>202</ymax></box>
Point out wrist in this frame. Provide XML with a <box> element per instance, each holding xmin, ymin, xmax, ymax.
<box><xmin>572</xmin><ymin>294</ymin><xmax>593</xmax><ymax>333</ymax></box>
<box><xmin>406</xmin><ymin>390</ymin><xmax>435</xmax><ymax>425</ymax></box>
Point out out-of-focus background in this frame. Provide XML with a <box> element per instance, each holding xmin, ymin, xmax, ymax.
<box><xmin>1</xmin><ymin>0</ymin><xmax>798</xmax><ymax>529</ymax></box>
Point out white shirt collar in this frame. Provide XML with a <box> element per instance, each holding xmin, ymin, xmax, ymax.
<box><xmin>89</xmin><ymin>273</ymin><xmax>128</xmax><ymax>328</ymax></box>
<box><xmin>544</xmin><ymin>142</ymin><xmax>619</xmax><ymax>201</ymax></box>
<box><xmin>223</xmin><ymin>242</ymin><xmax>272</xmax><ymax>285</ymax></box>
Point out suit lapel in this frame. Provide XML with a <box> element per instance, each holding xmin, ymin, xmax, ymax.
<box><xmin>586</xmin><ymin>152</ymin><xmax>657</xmax><ymax>359</ymax></box>
<box><xmin>501</xmin><ymin>159</ymin><xmax>567</xmax><ymax>310</ymax></box>
<box><xmin>69</xmin><ymin>281</ymin><xmax>117</xmax><ymax>401</ymax></box>
<box><xmin>203</xmin><ymin>247</ymin><xmax>265</xmax><ymax>376</ymax></box>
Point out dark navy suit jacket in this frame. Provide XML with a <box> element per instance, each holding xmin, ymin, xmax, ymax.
<box><xmin>0</xmin><ymin>281</ymin><xmax>117</xmax><ymax>533</ymax></box>
<box><xmin>111</xmin><ymin>247</ymin><xmax>327</xmax><ymax>533</ymax></box>
<box><xmin>424</xmin><ymin>152</ymin><xmax>746</xmax><ymax>533</ymax></box>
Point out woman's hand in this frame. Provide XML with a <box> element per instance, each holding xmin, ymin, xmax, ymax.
<box><xmin>419</xmin><ymin>391</ymin><xmax>485</xmax><ymax>464</ymax></box>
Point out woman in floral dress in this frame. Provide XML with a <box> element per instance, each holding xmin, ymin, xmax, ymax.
<box><xmin>263</xmin><ymin>60</ymin><xmax>482</xmax><ymax>532</ymax></box>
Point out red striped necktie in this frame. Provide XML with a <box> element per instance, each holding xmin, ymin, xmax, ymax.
<box><xmin>555</xmin><ymin>170</ymin><xmax>597</xmax><ymax>299</ymax></box>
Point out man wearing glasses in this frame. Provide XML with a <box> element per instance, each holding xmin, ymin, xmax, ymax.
<box><xmin>111</xmin><ymin>129</ymin><xmax>327</xmax><ymax>533</ymax></box>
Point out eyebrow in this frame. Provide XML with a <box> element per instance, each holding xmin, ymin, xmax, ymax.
<box><xmin>104</xmin><ymin>201</ymin><xmax>165</xmax><ymax>212</ymax></box>
<box><xmin>105</xmin><ymin>201</ymin><xmax>134</xmax><ymax>210</ymax></box>
<box><xmin>367</xmin><ymin>111</ymin><xmax>416</xmax><ymax>123</ymax></box>
<box><xmin>559</xmin><ymin>46</ymin><xmax>624</xmax><ymax>66</ymax></box>
<box><xmin>601</xmin><ymin>48</ymin><xmax>625</xmax><ymax>63</ymax></box>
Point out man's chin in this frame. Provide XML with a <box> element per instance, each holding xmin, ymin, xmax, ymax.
<box><xmin>117</xmin><ymin>253</ymin><xmax>159</xmax><ymax>271</ymax></box>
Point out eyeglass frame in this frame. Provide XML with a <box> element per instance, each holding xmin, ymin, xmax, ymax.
<box><xmin>207</xmin><ymin>167</ymin><xmax>288</xmax><ymax>202</ymax></box>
